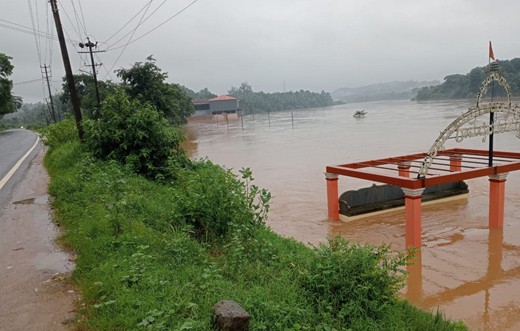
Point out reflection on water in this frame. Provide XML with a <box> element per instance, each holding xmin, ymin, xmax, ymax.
<box><xmin>182</xmin><ymin>99</ymin><xmax>520</xmax><ymax>331</ymax></box>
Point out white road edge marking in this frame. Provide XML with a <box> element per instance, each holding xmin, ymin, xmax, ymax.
<box><xmin>0</xmin><ymin>134</ymin><xmax>40</xmax><ymax>191</ymax></box>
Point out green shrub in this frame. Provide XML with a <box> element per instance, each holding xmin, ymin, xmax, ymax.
<box><xmin>25</xmin><ymin>122</ymin><xmax>47</xmax><ymax>132</ymax></box>
<box><xmin>40</xmin><ymin>117</ymin><xmax>78</xmax><ymax>150</ymax></box>
<box><xmin>302</xmin><ymin>236</ymin><xmax>412</xmax><ymax>325</ymax></box>
<box><xmin>83</xmin><ymin>89</ymin><xmax>187</xmax><ymax>178</ymax></box>
<box><xmin>173</xmin><ymin>162</ymin><xmax>271</xmax><ymax>241</ymax></box>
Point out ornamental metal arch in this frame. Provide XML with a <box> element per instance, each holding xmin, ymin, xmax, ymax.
<box><xmin>418</xmin><ymin>69</ymin><xmax>520</xmax><ymax>178</ymax></box>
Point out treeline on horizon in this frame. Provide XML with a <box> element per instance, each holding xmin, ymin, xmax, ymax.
<box><xmin>183</xmin><ymin>82</ymin><xmax>335</xmax><ymax>114</ymax></box>
<box><xmin>414</xmin><ymin>58</ymin><xmax>520</xmax><ymax>101</ymax></box>
<box><xmin>332</xmin><ymin>80</ymin><xmax>439</xmax><ymax>103</ymax></box>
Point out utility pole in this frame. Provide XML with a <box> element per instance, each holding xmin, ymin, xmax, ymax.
<box><xmin>41</xmin><ymin>64</ymin><xmax>57</xmax><ymax>123</ymax></box>
<box><xmin>79</xmin><ymin>37</ymin><xmax>105</xmax><ymax>111</ymax></box>
<box><xmin>49</xmin><ymin>0</ymin><xmax>84</xmax><ymax>141</ymax></box>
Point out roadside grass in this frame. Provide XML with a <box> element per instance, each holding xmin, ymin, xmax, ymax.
<box><xmin>45</xmin><ymin>139</ymin><xmax>469</xmax><ymax>331</ymax></box>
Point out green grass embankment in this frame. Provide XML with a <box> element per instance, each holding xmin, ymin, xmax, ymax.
<box><xmin>45</xmin><ymin>140</ymin><xmax>469</xmax><ymax>331</ymax></box>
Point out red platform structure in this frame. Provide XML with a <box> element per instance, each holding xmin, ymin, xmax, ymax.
<box><xmin>326</xmin><ymin>65</ymin><xmax>520</xmax><ymax>249</ymax></box>
<box><xmin>326</xmin><ymin>148</ymin><xmax>520</xmax><ymax>248</ymax></box>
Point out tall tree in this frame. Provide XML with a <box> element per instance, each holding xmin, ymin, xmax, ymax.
<box><xmin>0</xmin><ymin>53</ymin><xmax>22</xmax><ymax>117</ymax></box>
<box><xmin>116</xmin><ymin>56</ymin><xmax>194</xmax><ymax>125</ymax></box>
<box><xmin>60</xmin><ymin>74</ymin><xmax>117</xmax><ymax>118</ymax></box>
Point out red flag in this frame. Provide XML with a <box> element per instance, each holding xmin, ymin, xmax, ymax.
<box><xmin>489</xmin><ymin>41</ymin><xmax>495</xmax><ymax>61</ymax></box>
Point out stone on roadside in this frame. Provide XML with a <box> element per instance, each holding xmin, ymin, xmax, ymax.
<box><xmin>211</xmin><ymin>300</ymin><xmax>250</xmax><ymax>331</ymax></box>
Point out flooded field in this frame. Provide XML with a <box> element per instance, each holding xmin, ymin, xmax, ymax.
<box><xmin>183</xmin><ymin>99</ymin><xmax>520</xmax><ymax>331</ymax></box>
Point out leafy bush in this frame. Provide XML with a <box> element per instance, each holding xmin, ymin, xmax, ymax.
<box><xmin>40</xmin><ymin>117</ymin><xmax>78</xmax><ymax>150</ymax></box>
<box><xmin>173</xmin><ymin>162</ymin><xmax>271</xmax><ymax>241</ymax></box>
<box><xmin>302</xmin><ymin>236</ymin><xmax>412</xmax><ymax>325</ymax></box>
<box><xmin>83</xmin><ymin>90</ymin><xmax>187</xmax><ymax>178</ymax></box>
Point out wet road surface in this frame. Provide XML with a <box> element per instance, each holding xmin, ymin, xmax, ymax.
<box><xmin>0</xmin><ymin>132</ymin><xmax>75</xmax><ymax>330</ymax></box>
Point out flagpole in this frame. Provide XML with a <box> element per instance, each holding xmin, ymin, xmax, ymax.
<box><xmin>488</xmin><ymin>41</ymin><xmax>495</xmax><ymax>167</ymax></box>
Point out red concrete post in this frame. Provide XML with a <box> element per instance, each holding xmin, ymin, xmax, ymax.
<box><xmin>489</xmin><ymin>173</ymin><xmax>508</xmax><ymax>228</ymax></box>
<box><xmin>325</xmin><ymin>173</ymin><xmax>339</xmax><ymax>221</ymax></box>
<box><xmin>449</xmin><ymin>154</ymin><xmax>462</xmax><ymax>172</ymax></box>
<box><xmin>398</xmin><ymin>162</ymin><xmax>411</xmax><ymax>177</ymax></box>
<box><xmin>403</xmin><ymin>188</ymin><xmax>424</xmax><ymax>248</ymax></box>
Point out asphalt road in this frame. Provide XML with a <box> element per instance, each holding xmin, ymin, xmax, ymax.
<box><xmin>0</xmin><ymin>131</ymin><xmax>75</xmax><ymax>330</ymax></box>
<box><xmin>0</xmin><ymin>129</ymin><xmax>40</xmax><ymax>212</ymax></box>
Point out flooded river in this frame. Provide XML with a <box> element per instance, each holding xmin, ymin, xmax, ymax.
<box><xmin>183</xmin><ymin>99</ymin><xmax>520</xmax><ymax>331</ymax></box>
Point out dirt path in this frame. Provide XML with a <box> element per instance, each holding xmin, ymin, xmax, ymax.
<box><xmin>0</xmin><ymin>146</ymin><xmax>76</xmax><ymax>331</ymax></box>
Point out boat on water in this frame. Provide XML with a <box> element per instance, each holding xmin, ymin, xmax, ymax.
<box><xmin>353</xmin><ymin>109</ymin><xmax>367</xmax><ymax>117</ymax></box>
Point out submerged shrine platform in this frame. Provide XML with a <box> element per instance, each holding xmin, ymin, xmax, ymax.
<box><xmin>326</xmin><ymin>64</ymin><xmax>520</xmax><ymax>249</ymax></box>
<box><xmin>326</xmin><ymin>148</ymin><xmax>520</xmax><ymax>249</ymax></box>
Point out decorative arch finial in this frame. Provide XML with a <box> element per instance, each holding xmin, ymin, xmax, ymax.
<box><xmin>418</xmin><ymin>67</ymin><xmax>519</xmax><ymax>178</ymax></box>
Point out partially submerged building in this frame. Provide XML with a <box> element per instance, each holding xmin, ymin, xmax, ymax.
<box><xmin>191</xmin><ymin>95</ymin><xmax>240</xmax><ymax>118</ymax></box>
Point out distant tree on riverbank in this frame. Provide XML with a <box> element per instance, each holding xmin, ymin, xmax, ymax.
<box><xmin>332</xmin><ymin>80</ymin><xmax>439</xmax><ymax>103</ymax></box>
<box><xmin>414</xmin><ymin>58</ymin><xmax>520</xmax><ymax>101</ymax></box>
<box><xmin>180</xmin><ymin>86</ymin><xmax>217</xmax><ymax>100</ymax></box>
<box><xmin>228</xmin><ymin>82</ymin><xmax>334</xmax><ymax>114</ymax></box>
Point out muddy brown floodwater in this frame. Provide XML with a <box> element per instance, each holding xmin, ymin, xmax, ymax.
<box><xmin>183</xmin><ymin>99</ymin><xmax>520</xmax><ymax>331</ymax></box>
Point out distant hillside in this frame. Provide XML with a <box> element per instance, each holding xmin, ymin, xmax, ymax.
<box><xmin>332</xmin><ymin>80</ymin><xmax>440</xmax><ymax>103</ymax></box>
<box><xmin>414</xmin><ymin>58</ymin><xmax>520</xmax><ymax>101</ymax></box>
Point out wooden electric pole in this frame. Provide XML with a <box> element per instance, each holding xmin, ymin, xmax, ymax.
<box><xmin>41</xmin><ymin>64</ymin><xmax>57</xmax><ymax>123</ymax></box>
<box><xmin>79</xmin><ymin>37</ymin><xmax>105</xmax><ymax>111</ymax></box>
<box><xmin>49</xmin><ymin>0</ymin><xmax>84</xmax><ymax>141</ymax></box>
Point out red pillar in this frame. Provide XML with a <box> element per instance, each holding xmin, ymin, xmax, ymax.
<box><xmin>403</xmin><ymin>188</ymin><xmax>424</xmax><ymax>248</ymax></box>
<box><xmin>398</xmin><ymin>162</ymin><xmax>411</xmax><ymax>177</ymax></box>
<box><xmin>489</xmin><ymin>173</ymin><xmax>507</xmax><ymax>228</ymax></box>
<box><xmin>325</xmin><ymin>173</ymin><xmax>339</xmax><ymax>220</ymax></box>
<box><xmin>449</xmin><ymin>154</ymin><xmax>462</xmax><ymax>172</ymax></box>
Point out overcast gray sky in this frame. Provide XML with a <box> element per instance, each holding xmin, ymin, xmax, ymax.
<box><xmin>2</xmin><ymin>0</ymin><xmax>520</xmax><ymax>103</ymax></box>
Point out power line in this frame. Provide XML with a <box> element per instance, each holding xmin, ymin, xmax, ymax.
<box><xmin>27</xmin><ymin>0</ymin><xmax>48</xmax><ymax>105</ymax></box>
<box><xmin>106</xmin><ymin>0</ymin><xmax>168</xmax><ymax>49</ymax></box>
<box><xmin>57</xmin><ymin>0</ymin><xmax>83</xmax><ymax>41</ymax></box>
<box><xmin>103</xmin><ymin>0</ymin><xmax>152</xmax><ymax>44</ymax></box>
<box><xmin>27</xmin><ymin>0</ymin><xmax>42</xmax><ymax>65</ymax></box>
<box><xmin>108</xmin><ymin>0</ymin><xmax>198</xmax><ymax>51</ymax></box>
<box><xmin>95</xmin><ymin>53</ymin><xmax>113</xmax><ymax>80</ymax></box>
<box><xmin>34</xmin><ymin>0</ymin><xmax>43</xmax><ymax>58</ymax></box>
<box><xmin>69</xmin><ymin>0</ymin><xmax>87</xmax><ymax>38</ymax></box>
<box><xmin>0</xmin><ymin>19</ymin><xmax>80</xmax><ymax>44</ymax></box>
<box><xmin>14</xmin><ymin>78</ymin><xmax>43</xmax><ymax>85</ymax></box>
<box><xmin>103</xmin><ymin>1</ymin><xmax>154</xmax><ymax>79</ymax></box>
<box><xmin>45</xmin><ymin>1</ymin><xmax>50</xmax><ymax>64</ymax></box>
<box><xmin>77</xmin><ymin>0</ymin><xmax>88</xmax><ymax>36</ymax></box>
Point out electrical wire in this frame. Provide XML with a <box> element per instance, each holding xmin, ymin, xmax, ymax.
<box><xmin>69</xmin><ymin>0</ymin><xmax>87</xmax><ymax>38</ymax></box>
<box><xmin>57</xmin><ymin>0</ymin><xmax>83</xmax><ymax>41</ymax></box>
<box><xmin>77</xmin><ymin>0</ymin><xmax>88</xmax><ymax>36</ymax></box>
<box><xmin>27</xmin><ymin>0</ymin><xmax>48</xmax><ymax>104</ymax></box>
<box><xmin>34</xmin><ymin>0</ymin><xmax>43</xmax><ymax>57</ymax></box>
<box><xmin>106</xmin><ymin>0</ymin><xmax>168</xmax><ymax>50</ymax></box>
<box><xmin>95</xmin><ymin>53</ymin><xmax>114</xmax><ymax>80</ymax></box>
<box><xmin>108</xmin><ymin>0</ymin><xmax>198</xmax><ymax>51</ymax></box>
<box><xmin>103</xmin><ymin>0</ymin><xmax>153</xmax><ymax>44</ymax></box>
<box><xmin>14</xmin><ymin>78</ymin><xmax>43</xmax><ymax>85</ymax></box>
<box><xmin>45</xmin><ymin>1</ymin><xmax>50</xmax><ymax>65</ymax></box>
<box><xmin>0</xmin><ymin>19</ymin><xmax>80</xmax><ymax>44</ymax></box>
<box><xmin>27</xmin><ymin>0</ymin><xmax>42</xmax><ymax>65</ymax></box>
<box><xmin>103</xmin><ymin>1</ymin><xmax>154</xmax><ymax>79</ymax></box>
